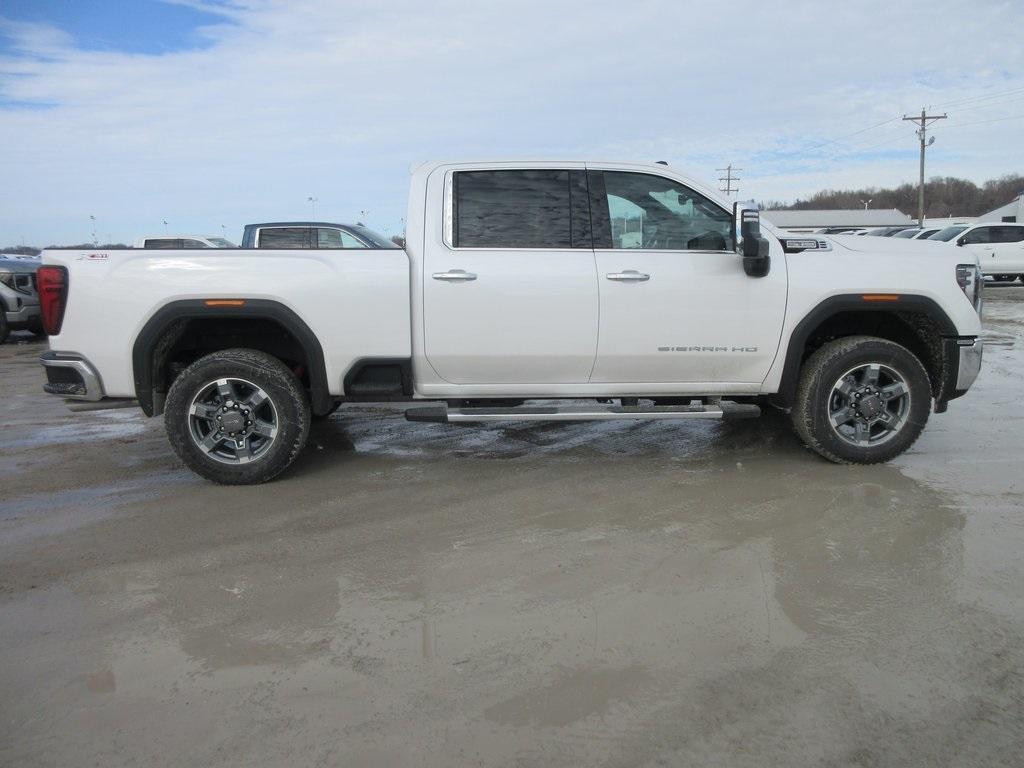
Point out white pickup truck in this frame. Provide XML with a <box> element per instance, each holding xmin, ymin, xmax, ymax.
<box><xmin>38</xmin><ymin>161</ymin><xmax>984</xmax><ymax>484</ymax></box>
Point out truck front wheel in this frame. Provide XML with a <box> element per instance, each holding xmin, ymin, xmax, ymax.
<box><xmin>791</xmin><ymin>336</ymin><xmax>931</xmax><ymax>464</ymax></box>
<box><xmin>164</xmin><ymin>348</ymin><xmax>311</xmax><ymax>484</ymax></box>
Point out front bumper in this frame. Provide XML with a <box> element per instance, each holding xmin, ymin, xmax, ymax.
<box><xmin>3</xmin><ymin>299</ymin><xmax>40</xmax><ymax>326</ymax></box>
<box><xmin>40</xmin><ymin>351</ymin><xmax>105</xmax><ymax>401</ymax></box>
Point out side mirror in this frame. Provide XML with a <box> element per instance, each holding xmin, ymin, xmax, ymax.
<box><xmin>956</xmin><ymin>237</ymin><xmax>966</xmax><ymax>246</ymax></box>
<box><xmin>734</xmin><ymin>203</ymin><xmax>770</xmax><ymax>277</ymax></box>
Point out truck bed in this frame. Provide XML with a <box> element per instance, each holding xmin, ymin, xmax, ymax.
<box><xmin>41</xmin><ymin>247</ymin><xmax>412</xmax><ymax>399</ymax></box>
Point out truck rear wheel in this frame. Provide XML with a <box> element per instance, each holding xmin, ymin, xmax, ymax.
<box><xmin>164</xmin><ymin>348</ymin><xmax>311</xmax><ymax>484</ymax></box>
<box><xmin>791</xmin><ymin>336</ymin><xmax>931</xmax><ymax>464</ymax></box>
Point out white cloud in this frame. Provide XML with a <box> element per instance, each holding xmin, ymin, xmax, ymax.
<box><xmin>1</xmin><ymin>0</ymin><xmax>1023</xmax><ymax>244</ymax></box>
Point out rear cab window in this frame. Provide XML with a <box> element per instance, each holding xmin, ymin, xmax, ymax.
<box><xmin>451</xmin><ymin>169</ymin><xmax>591</xmax><ymax>249</ymax></box>
<box><xmin>257</xmin><ymin>228</ymin><xmax>311</xmax><ymax>248</ymax></box>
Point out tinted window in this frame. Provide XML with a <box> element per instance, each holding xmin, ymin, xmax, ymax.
<box><xmin>349</xmin><ymin>225</ymin><xmax>402</xmax><ymax>249</ymax></box>
<box><xmin>600</xmin><ymin>171</ymin><xmax>731</xmax><ymax>251</ymax></box>
<box><xmin>181</xmin><ymin>239</ymin><xmax>208</xmax><ymax>248</ymax></box>
<box><xmin>208</xmin><ymin>237</ymin><xmax>236</xmax><ymax>248</ymax></box>
<box><xmin>990</xmin><ymin>226</ymin><xmax>1024</xmax><ymax>243</ymax></box>
<box><xmin>454</xmin><ymin>169</ymin><xmax>575</xmax><ymax>249</ymax></box>
<box><xmin>145</xmin><ymin>239</ymin><xmax>181</xmax><ymax>249</ymax></box>
<box><xmin>892</xmin><ymin>229</ymin><xmax>920</xmax><ymax>238</ymax></box>
<box><xmin>929</xmin><ymin>226</ymin><xmax>967</xmax><ymax>242</ymax></box>
<box><xmin>961</xmin><ymin>227</ymin><xmax>993</xmax><ymax>245</ymax></box>
<box><xmin>317</xmin><ymin>228</ymin><xmax>367</xmax><ymax>248</ymax></box>
<box><xmin>258</xmin><ymin>228</ymin><xmax>310</xmax><ymax>248</ymax></box>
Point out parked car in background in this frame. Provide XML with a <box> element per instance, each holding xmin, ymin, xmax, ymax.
<box><xmin>134</xmin><ymin>235</ymin><xmax>237</xmax><ymax>248</ymax></box>
<box><xmin>946</xmin><ymin>222</ymin><xmax>1024</xmax><ymax>282</ymax></box>
<box><xmin>240</xmin><ymin>222</ymin><xmax>396</xmax><ymax>249</ymax></box>
<box><xmin>891</xmin><ymin>228</ymin><xmax>922</xmax><ymax>239</ymax></box>
<box><xmin>0</xmin><ymin>254</ymin><xmax>42</xmax><ymax>343</ymax></box>
<box><xmin>912</xmin><ymin>228</ymin><xmax>941</xmax><ymax>240</ymax></box>
<box><xmin>864</xmin><ymin>226</ymin><xmax>919</xmax><ymax>237</ymax></box>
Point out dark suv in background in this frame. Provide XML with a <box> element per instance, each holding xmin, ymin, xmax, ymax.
<box><xmin>240</xmin><ymin>222</ymin><xmax>399</xmax><ymax>249</ymax></box>
<box><xmin>0</xmin><ymin>255</ymin><xmax>43</xmax><ymax>343</ymax></box>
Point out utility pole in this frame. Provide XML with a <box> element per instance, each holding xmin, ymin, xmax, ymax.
<box><xmin>308</xmin><ymin>196</ymin><xmax>317</xmax><ymax>219</ymax></box>
<box><xmin>902</xmin><ymin>108</ymin><xmax>946</xmax><ymax>226</ymax></box>
<box><xmin>716</xmin><ymin>164</ymin><xmax>741</xmax><ymax>197</ymax></box>
<box><xmin>89</xmin><ymin>215</ymin><xmax>97</xmax><ymax>245</ymax></box>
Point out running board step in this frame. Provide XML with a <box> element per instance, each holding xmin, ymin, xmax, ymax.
<box><xmin>405</xmin><ymin>402</ymin><xmax>761</xmax><ymax>424</ymax></box>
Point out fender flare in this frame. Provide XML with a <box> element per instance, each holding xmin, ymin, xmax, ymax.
<box><xmin>773</xmin><ymin>294</ymin><xmax>959</xmax><ymax>408</ymax></box>
<box><xmin>132</xmin><ymin>299</ymin><xmax>332</xmax><ymax>416</ymax></box>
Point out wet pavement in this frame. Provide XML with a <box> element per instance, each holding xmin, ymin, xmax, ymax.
<box><xmin>2</xmin><ymin>287</ymin><xmax>1023</xmax><ymax>767</ymax></box>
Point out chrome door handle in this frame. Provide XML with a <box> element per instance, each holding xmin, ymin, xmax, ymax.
<box><xmin>606</xmin><ymin>270</ymin><xmax>650</xmax><ymax>282</ymax></box>
<box><xmin>432</xmin><ymin>269</ymin><xmax>477</xmax><ymax>281</ymax></box>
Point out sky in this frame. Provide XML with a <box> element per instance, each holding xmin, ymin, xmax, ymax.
<box><xmin>1</xmin><ymin>0</ymin><xmax>1023</xmax><ymax>246</ymax></box>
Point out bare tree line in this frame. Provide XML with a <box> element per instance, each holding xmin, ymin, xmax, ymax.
<box><xmin>763</xmin><ymin>174</ymin><xmax>1024</xmax><ymax>216</ymax></box>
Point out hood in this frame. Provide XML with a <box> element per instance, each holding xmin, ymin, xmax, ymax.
<box><xmin>823</xmin><ymin>234</ymin><xmax>951</xmax><ymax>255</ymax></box>
<box><xmin>0</xmin><ymin>255</ymin><xmax>41</xmax><ymax>273</ymax></box>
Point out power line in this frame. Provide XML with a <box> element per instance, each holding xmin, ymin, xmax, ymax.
<box><xmin>802</xmin><ymin>116</ymin><xmax>902</xmax><ymax>151</ymax></box>
<box><xmin>928</xmin><ymin>85</ymin><xmax>1024</xmax><ymax>111</ymax></box>
<box><xmin>945</xmin><ymin>113</ymin><xmax>1024</xmax><ymax>128</ymax></box>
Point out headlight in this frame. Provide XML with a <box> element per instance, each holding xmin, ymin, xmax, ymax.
<box><xmin>955</xmin><ymin>263</ymin><xmax>983</xmax><ymax>314</ymax></box>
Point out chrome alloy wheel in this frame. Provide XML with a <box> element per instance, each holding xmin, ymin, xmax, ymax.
<box><xmin>827</xmin><ymin>363</ymin><xmax>911</xmax><ymax>448</ymax></box>
<box><xmin>187</xmin><ymin>378</ymin><xmax>278</xmax><ymax>465</ymax></box>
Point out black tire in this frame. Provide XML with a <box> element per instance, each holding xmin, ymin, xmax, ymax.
<box><xmin>791</xmin><ymin>335</ymin><xmax>931</xmax><ymax>464</ymax></box>
<box><xmin>26</xmin><ymin>319</ymin><xmax>46</xmax><ymax>337</ymax></box>
<box><xmin>164</xmin><ymin>348</ymin><xmax>311</xmax><ymax>484</ymax></box>
<box><xmin>0</xmin><ymin>310</ymin><xmax>8</xmax><ymax>344</ymax></box>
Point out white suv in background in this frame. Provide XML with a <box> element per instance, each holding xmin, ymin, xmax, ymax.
<box><xmin>949</xmin><ymin>223</ymin><xmax>1024</xmax><ymax>283</ymax></box>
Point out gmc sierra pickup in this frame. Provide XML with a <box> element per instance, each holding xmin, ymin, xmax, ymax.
<box><xmin>38</xmin><ymin>161</ymin><xmax>984</xmax><ymax>484</ymax></box>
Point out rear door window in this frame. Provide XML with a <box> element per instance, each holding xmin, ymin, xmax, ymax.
<box><xmin>181</xmin><ymin>239</ymin><xmax>208</xmax><ymax>248</ymax></box>
<box><xmin>145</xmin><ymin>239</ymin><xmax>182</xmax><ymax>249</ymax></box>
<box><xmin>991</xmin><ymin>226</ymin><xmax>1024</xmax><ymax>243</ymax></box>
<box><xmin>453</xmin><ymin>169</ymin><xmax>587</xmax><ymax>249</ymax></box>
<box><xmin>258</xmin><ymin>228</ymin><xmax>311</xmax><ymax>248</ymax></box>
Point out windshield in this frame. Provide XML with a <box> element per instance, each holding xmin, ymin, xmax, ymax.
<box><xmin>207</xmin><ymin>237</ymin><xmax>237</xmax><ymax>248</ymax></box>
<box><xmin>929</xmin><ymin>226</ymin><xmax>968</xmax><ymax>242</ymax></box>
<box><xmin>350</xmin><ymin>225</ymin><xmax>400</xmax><ymax>249</ymax></box>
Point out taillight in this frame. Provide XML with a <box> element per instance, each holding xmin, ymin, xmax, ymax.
<box><xmin>36</xmin><ymin>266</ymin><xmax>68</xmax><ymax>335</ymax></box>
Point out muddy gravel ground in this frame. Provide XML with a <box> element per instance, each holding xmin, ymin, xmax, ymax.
<box><xmin>2</xmin><ymin>288</ymin><xmax>1024</xmax><ymax>767</ymax></box>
